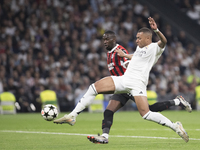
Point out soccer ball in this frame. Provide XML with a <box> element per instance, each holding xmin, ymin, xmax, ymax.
<box><xmin>41</xmin><ymin>104</ymin><xmax>58</xmax><ymax>121</ymax></box>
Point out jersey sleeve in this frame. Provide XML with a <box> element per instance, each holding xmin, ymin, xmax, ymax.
<box><xmin>156</xmin><ymin>43</ymin><xmax>165</xmax><ymax>56</ymax></box>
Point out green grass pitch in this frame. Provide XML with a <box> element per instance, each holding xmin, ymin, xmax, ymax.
<box><xmin>0</xmin><ymin>111</ymin><xmax>200</xmax><ymax>150</ymax></box>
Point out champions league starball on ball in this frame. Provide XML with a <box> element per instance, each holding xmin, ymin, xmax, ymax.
<box><xmin>41</xmin><ymin>104</ymin><xmax>58</xmax><ymax>121</ymax></box>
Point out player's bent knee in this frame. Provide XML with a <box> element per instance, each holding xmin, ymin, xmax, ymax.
<box><xmin>90</xmin><ymin>84</ymin><xmax>98</xmax><ymax>95</ymax></box>
<box><xmin>94</xmin><ymin>77</ymin><xmax>115</xmax><ymax>94</ymax></box>
<box><xmin>106</xmin><ymin>100</ymin><xmax>121</xmax><ymax>112</ymax></box>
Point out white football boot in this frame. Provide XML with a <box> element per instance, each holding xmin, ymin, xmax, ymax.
<box><xmin>174</xmin><ymin>121</ymin><xmax>189</xmax><ymax>142</ymax></box>
<box><xmin>176</xmin><ymin>95</ymin><xmax>192</xmax><ymax>113</ymax></box>
<box><xmin>87</xmin><ymin>134</ymin><xmax>109</xmax><ymax>144</ymax></box>
<box><xmin>53</xmin><ymin>114</ymin><xmax>76</xmax><ymax>126</ymax></box>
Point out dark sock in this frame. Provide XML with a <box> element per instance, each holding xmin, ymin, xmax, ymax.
<box><xmin>102</xmin><ymin>109</ymin><xmax>114</xmax><ymax>134</ymax></box>
<box><xmin>149</xmin><ymin>100</ymin><xmax>174</xmax><ymax>112</ymax></box>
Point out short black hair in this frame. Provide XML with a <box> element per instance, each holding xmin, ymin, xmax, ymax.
<box><xmin>104</xmin><ymin>30</ymin><xmax>116</xmax><ymax>36</ymax></box>
<box><xmin>138</xmin><ymin>27</ymin><xmax>152</xmax><ymax>34</ymax></box>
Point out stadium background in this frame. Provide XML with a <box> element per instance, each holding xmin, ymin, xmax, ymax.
<box><xmin>0</xmin><ymin>0</ymin><xmax>200</xmax><ymax>113</ymax></box>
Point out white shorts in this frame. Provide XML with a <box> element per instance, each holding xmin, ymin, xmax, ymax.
<box><xmin>111</xmin><ymin>76</ymin><xmax>147</xmax><ymax>96</ymax></box>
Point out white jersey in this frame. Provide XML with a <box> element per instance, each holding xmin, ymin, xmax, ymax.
<box><xmin>124</xmin><ymin>42</ymin><xmax>165</xmax><ymax>86</ymax></box>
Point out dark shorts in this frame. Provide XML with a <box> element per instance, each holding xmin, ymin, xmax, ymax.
<box><xmin>110</xmin><ymin>93</ymin><xmax>135</xmax><ymax>106</ymax></box>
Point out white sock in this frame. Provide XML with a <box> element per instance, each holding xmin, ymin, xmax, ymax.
<box><xmin>174</xmin><ymin>98</ymin><xmax>180</xmax><ymax>106</ymax></box>
<box><xmin>143</xmin><ymin>111</ymin><xmax>175</xmax><ymax>131</ymax></box>
<box><xmin>68</xmin><ymin>103</ymin><xmax>85</xmax><ymax>118</ymax></box>
<box><xmin>102</xmin><ymin>133</ymin><xmax>109</xmax><ymax>139</ymax></box>
<box><xmin>68</xmin><ymin>84</ymin><xmax>98</xmax><ymax>117</ymax></box>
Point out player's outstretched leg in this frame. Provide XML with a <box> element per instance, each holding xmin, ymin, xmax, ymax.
<box><xmin>176</xmin><ymin>95</ymin><xmax>192</xmax><ymax>112</ymax></box>
<box><xmin>54</xmin><ymin>84</ymin><xmax>98</xmax><ymax>125</ymax></box>
<box><xmin>174</xmin><ymin>121</ymin><xmax>189</xmax><ymax>142</ymax></box>
<box><xmin>87</xmin><ymin>134</ymin><xmax>109</xmax><ymax>144</ymax></box>
<box><xmin>143</xmin><ymin>110</ymin><xmax>189</xmax><ymax>142</ymax></box>
<box><xmin>53</xmin><ymin>114</ymin><xmax>76</xmax><ymax>126</ymax></box>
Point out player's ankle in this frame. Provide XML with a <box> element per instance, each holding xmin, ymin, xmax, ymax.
<box><xmin>102</xmin><ymin>133</ymin><xmax>109</xmax><ymax>139</ymax></box>
<box><xmin>174</xmin><ymin>98</ymin><xmax>180</xmax><ymax>106</ymax></box>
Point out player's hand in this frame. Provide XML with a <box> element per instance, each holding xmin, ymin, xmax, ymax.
<box><xmin>116</xmin><ymin>48</ymin><xmax>126</xmax><ymax>57</ymax></box>
<box><xmin>148</xmin><ymin>17</ymin><xmax>157</xmax><ymax>30</ymax></box>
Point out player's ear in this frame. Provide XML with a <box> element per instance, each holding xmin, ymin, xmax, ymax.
<box><xmin>146</xmin><ymin>33</ymin><xmax>152</xmax><ymax>40</ymax></box>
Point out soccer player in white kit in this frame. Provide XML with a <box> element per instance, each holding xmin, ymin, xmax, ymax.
<box><xmin>54</xmin><ymin>17</ymin><xmax>189</xmax><ymax>143</ymax></box>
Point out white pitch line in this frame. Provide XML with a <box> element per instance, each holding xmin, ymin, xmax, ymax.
<box><xmin>125</xmin><ymin>128</ymin><xmax>200</xmax><ymax>131</ymax></box>
<box><xmin>1</xmin><ymin>130</ymin><xmax>200</xmax><ymax>141</ymax></box>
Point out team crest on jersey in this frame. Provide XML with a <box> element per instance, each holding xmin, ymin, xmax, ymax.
<box><xmin>134</xmin><ymin>50</ymin><xmax>146</xmax><ymax>57</ymax></box>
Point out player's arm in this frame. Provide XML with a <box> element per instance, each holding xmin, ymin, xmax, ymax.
<box><xmin>115</xmin><ymin>48</ymin><xmax>133</xmax><ymax>59</ymax></box>
<box><xmin>148</xmin><ymin>17</ymin><xmax>167</xmax><ymax>48</ymax></box>
<box><xmin>124</xmin><ymin>60</ymin><xmax>130</xmax><ymax>68</ymax></box>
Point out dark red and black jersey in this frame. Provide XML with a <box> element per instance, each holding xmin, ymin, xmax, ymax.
<box><xmin>107</xmin><ymin>44</ymin><xmax>129</xmax><ymax>76</ymax></box>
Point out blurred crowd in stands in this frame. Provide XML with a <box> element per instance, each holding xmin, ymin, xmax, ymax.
<box><xmin>173</xmin><ymin>0</ymin><xmax>200</xmax><ymax>24</ymax></box>
<box><xmin>0</xmin><ymin>0</ymin><xmax>200</xmax><ymax>112</ymax></box>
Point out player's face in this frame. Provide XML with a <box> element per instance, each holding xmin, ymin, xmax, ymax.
<box><xmin>102</xmin><ymin>34</ymin><xmax>115</xmax><ymax>50</ymax></box>
<box><xmin>136</xmin><ymin>32</ymin><xmax>149</xmax><ymax>48</ymax></box>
